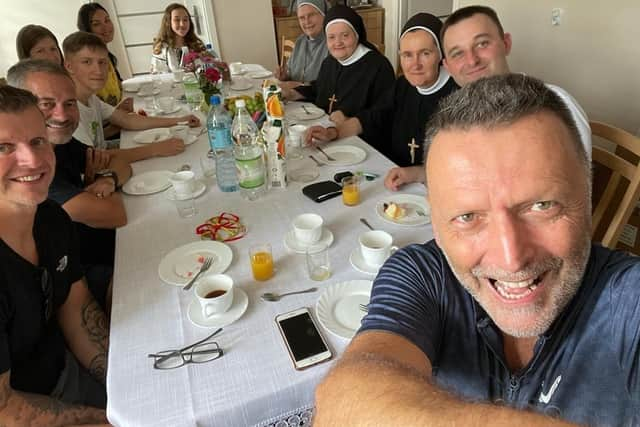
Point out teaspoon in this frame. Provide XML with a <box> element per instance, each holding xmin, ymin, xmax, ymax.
<box><xmin>261</xmin><ymin>287</ymin><xmax>318</xmax><ymax>302</ymax></box>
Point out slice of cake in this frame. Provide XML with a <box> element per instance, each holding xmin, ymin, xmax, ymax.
<box><xmin>384</xmin><ymin>202</ymin><xmax>406</xmax><ymax>220</ymax></box>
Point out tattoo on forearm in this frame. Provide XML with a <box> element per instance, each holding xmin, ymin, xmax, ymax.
<box><xmin>13</xmin><ymin>391</ymin><xmax>106</xmax><ymax>426</ymax></box>
<box><xmin>81</xmin><ymin>298</ymin><xmax>109</xmax><ymax>384</ymax></box>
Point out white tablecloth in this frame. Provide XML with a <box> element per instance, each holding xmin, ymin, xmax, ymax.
<box><xmin>106</xmin><ymin>71</ymin><xmax>433</xmax><ymax>426</ymax></box>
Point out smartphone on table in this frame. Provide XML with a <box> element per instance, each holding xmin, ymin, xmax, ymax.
<box><xmin>276</xmin><ymin>307</ymin><xmax>333</xmax><ymax>370</ymax></box>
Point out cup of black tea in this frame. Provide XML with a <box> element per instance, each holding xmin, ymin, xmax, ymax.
<box><xmin>195</xmin><ymin>274</ymin><xmax>234</xmax><ymax>317</ymax></box>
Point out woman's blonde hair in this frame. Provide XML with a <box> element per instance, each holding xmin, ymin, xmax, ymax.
<box><xmin>153</xmin><ymin>3</ymin><xmax>205</xmax><ymax>54</ymax></box>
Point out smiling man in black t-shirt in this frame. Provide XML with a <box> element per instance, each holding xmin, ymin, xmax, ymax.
<box><xmin>0</xmin><ymin>86</ymin><xmax>109</xmax><ymax>425</ymax></box>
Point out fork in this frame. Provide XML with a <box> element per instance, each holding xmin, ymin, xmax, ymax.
<box><xmin>359</xmin><ymin>303</ymin><xmax>369</xmax><ymax>312</ymax></box>
<box><xmin>315</xmin><ymin>145</ymin><xmax>336</xmax><ymax>161</ymax></box>
<box><xmin>302</xmin><ymin>105</ymin><xmax>312</xmax><ymax>115</ymax></box>
<box><xmin>183</xmin><ymin>257</ymin><xmax>213</xmax><ymax>291</ymax></box>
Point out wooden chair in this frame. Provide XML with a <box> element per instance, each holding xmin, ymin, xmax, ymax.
<box><xmin>280</xmin><ymin>36</ymin><xmax>296</xmax><ymax>68</ymax></box>
<box><xmin>591</xmin><ymin>120</ymin><xmax>640</xmax><ymax>248</ymax></box>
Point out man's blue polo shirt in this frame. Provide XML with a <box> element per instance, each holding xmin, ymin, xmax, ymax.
<box><xmin>360</xmin><ymin>241</ymin><xmax>640</xmax><ymax>426</ymax></box>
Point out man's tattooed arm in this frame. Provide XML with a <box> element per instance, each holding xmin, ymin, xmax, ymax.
<box><xmin>81</xmin><ymin>299</ymin><xmax>108</xmax><ymax>385</ymax></box>
<box><xmin>0</xmin><ymin>371</ymin><xmax>107</xmax><ymax>426</ymax></box>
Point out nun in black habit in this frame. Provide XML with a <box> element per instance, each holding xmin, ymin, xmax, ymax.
<box><xmin>307</xmin><ymin>12</ymin><xmax>458</xmax><ymax>171</ymax></box>
<box><xmin>284</xmin><ymin>5</ymin><xmax>395</xmax><ymax>120</ymax></box>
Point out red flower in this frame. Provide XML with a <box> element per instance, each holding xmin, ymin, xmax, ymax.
<box><xmin>182</xmin><ymin>51</ymin><xmax>199</xmax><ymax>66</ymax></box>
<box><xmin>204</xmin><ymin>67</ymin><xmax>221</xmax><ymax>83</ymax></box>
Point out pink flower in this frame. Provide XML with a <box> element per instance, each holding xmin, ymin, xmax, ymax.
<box><xmin>204</xmin><ymin>68</ymin><xmax>221</xmax><ymax>83</ymax></box>
<box><xmin>182</xmin><ymin>51</ymin><xmax>199</xmax><ymax>65</ymax></box>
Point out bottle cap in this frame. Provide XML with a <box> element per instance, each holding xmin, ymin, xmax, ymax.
<box><xmin>210</xmin><ymin>95</ymin><xmax>221</xmax><ymax>105</ymax></box>
<box><xmin>235</xmin><ymin>99</ymin><xmax>246</xmax><ymax>108</ymax></box>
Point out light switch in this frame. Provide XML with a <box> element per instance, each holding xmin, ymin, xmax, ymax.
<box><xmin>551</xmin><ymin>8</ymin><xmax>563</xmax><ymax>26</ymax></box>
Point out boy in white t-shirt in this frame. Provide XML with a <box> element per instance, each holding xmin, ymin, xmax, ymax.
<box><xmin>63</xmin><ymin>31</ymin><xmax>200</xmax><ymax>162</ymax></box>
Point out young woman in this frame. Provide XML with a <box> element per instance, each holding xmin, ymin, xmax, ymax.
<box><xmin>77</xmin><ymin>3</ymin><xmax>126</xmax><ymax>108</ymax></box>
<box><xmin>151</xmin><ymin>3</ymin><xmax>207</xmax><ymax>72</ymax></box>
<box><xmin>15</xmin><ymin>24</ymin><xmax>63</xmax><ymax>65</ymax></box>
<box><xmin>283</xmin><ymin>5</ymin><xmax>395</xmax><ymax>121</ymax></box>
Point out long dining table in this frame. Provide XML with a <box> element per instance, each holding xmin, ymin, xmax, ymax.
<box><xmin>106</xmin><ymin>69</ymin><xmax>434</xmax><ymax>426</ymax></box>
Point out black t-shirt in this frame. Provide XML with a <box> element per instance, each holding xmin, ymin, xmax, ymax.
<box><xmin>49</xmin><ymin>138</ymin><xmax>115</xmax><ymax>266</ymax></box>
<box><xmin>0</xmin><ymin>200</ymin><xmax>83</xmax><ymax>394</ymax></box>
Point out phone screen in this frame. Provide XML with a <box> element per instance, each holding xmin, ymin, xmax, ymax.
<box><xmin>279</xmin><ymin>312</ymin><xmax>329</xmax><ymax>362</ymax></box>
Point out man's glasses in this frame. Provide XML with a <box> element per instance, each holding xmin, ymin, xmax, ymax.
<box><xmin>40</xmin><ymin>268</ymin><xmax>52</xmax><ymax>321</ymax></box>
<box><xmin>148</xmin><ymin>328</ymin><xmax>224</xmax><ymax>370</ymax></box>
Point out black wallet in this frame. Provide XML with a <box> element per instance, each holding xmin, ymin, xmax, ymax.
<box><xmin>302</xmin><ymin>180</ymin><xmax>343</xmax><ymax>203</ymax></box>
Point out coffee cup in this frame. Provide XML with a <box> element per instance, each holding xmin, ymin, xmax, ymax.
<box><xmin>171</xmin><ymin>124</ymin><xmax>189</xmax><ymax>141</ymax></box>
<box><xmin>157</xmin><ymin>96</ymin><xmax>176</xmax><ymax>113</ymax></box>
<box><xmin>359</xmin><ymin>230</ymin><xmax>396</xmax><ymax>267</ymax></box>
<box><xmin>172</xmin><ymin>69</ymin><xmax>185</xmax><ymax>82</ymax></box>
<box><xmin>169</xmin><ymin>170</ymin><xmax>196</xmax><ymax>197</ymax></box>
<box><xmin>195</xmin><ymin>274</ymin><xmax>234</xmax><ymax>317</ymax></box>
<box><xmin>229</xmin><ymin>62</ymin><xmax>243</xmax><ymax>75</ymax></box>
<box><xmin>292</xmin><ymin>213</ymin><xmax>323</xmax><ymax>245</ymax></box>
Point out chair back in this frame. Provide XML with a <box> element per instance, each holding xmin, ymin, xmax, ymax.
<box><xmin>280</xmin><ymin>36</ymin><xmax>296</xmax><ymax>67</ymax></box>
<box><xmin>591</xmin><ymin>120</ymin><xmax>640</xmax><ymax>248</ymax></box>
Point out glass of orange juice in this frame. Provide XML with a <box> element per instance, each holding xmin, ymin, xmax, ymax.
<box><xmin>249</xmin><ymin>243</ymin><xmax>274</xmax><ymax>281</ymax></box>
<box><xmin>341</xmin><ymin>175</ymin><xmax>360</xmax><ymax>206</ymax></box>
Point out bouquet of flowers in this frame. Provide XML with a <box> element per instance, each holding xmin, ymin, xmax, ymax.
<box><xmin>181</xmin><ymin>51</ymin><xmax>231</xmax><ymax>105</ymax></box>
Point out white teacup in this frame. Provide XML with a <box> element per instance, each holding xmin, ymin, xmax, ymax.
<box><xmin>157</xmin><ymin>96</ymin><xmax>176</xmax><ymax>112</ymax></box>
<box><xmin>169</xmin><ymin>170</ymin><xmax>196</xmax><ymax>197</ymax></box>
<box><xmin>171</xmin><ymin>124</ymin><xmax>189</xmax><ymax>141</ymax></box>
<box><xmin>172</xmin><ymin>69</ymin><xmax>185</xmax><ymax>82</ymax></box>
<box><xmin>293</xmin><ymin>213</ymin><xmax>323</xmax><ymax>245</ymax></box>
<box><xmin>229</xmin><ymin>62</ymin><xmax>243</xmax><ymax>75</ymax></box>
<box><xmin>359</xmin><ymin>230</ymin><xmax>396</xmax><ymax>267</ymax></box>
<box><xmin>195</xmin><ymin>274</ymin><xmax>234</xmax><ymax>318</ymax></box>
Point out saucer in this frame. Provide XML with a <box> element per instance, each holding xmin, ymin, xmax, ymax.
<box><xmin>284</xmin><ymin>228</ymin><xmax>334</xmax><ymax>254</ymax></box>
<box><xmin>165</xmin><ymin>180</ymin><xmax>206</xmax><ymax>200</ymax></box>
<box><xmin>182</xmin><ymin>135</ymin><xmax>198</xmax><ymax>145</ymax></box>
<box><xmin>349</xmin><ymin>247</ymin><xmax>382</xmax><ymax>276</ymax></box>
<box><xmin>188</xmin><ymin>288</ymin><xmax>248</xmax><ymax>328</ymax></box>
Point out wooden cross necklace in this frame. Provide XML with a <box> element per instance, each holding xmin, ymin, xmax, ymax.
<box><xmin>327</xmin><ymin>94</ymin><xmax>338</xmax><ymax>114</ymax></box>
<box><xmin>408</xmin><ymin>138</ymin><xmax>419</xmax><ymax>164</ymax></box>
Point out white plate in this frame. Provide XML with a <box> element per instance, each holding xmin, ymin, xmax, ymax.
<box><xmin>122</xmin><ymin>82</ymin><xmax>140</xmax><ymax>92</ymax></box>
<box><xmin>349</xmin><ymin>248</ymin><xmax>379</xmax><ymax>276</ymax></box>
<box><xmin>165</xmin><ymin>180</ymin><xmax>206</xmax><ymax>201</ymax></box>
<box><xmin>188</xmin><ymin>288</ymin><xmax>248</xmax><ymax>328</ymax></box>
<box><xmin>288</xmin><ymin>104</ymin><xmax>325</xmax><ymax>121</ymax></box>
<box><xmin>315</xmin><ymin>145</ymin><xmax>367</xmax><ymax>166</ymax></box>
<box><xmin>375</xmin><ymin>194</ymin><xmax>431</xmax><ymax>226</ymax></box>
<box><xmin>316</xmin><ymin>280</ymin><xmax>372</xmax><ymax>340</ymax></box>
<box><xmin>182</xmin><ymin>135</ymin><xmax>198</xmax><ymax>145</ymax></box>
<box><xmin>248</xmin><ymin>71</ymin><xmax>273</xmax><ymax>79</ymax></box>
<box><xmin>138</xmin><ymin>88</ymin><xmax>161</xmax><ymax>96</ymax></box>
<box><xmin>154</xmin><ymin>105</ymin><xmax>182</xmax><ymax>115</ymax></box>
<box><xmin>158</xmin><ymin>241</ymin><xmax>233</xmax><ymax>286</ymax></box>
<box><xmin>230</xmin><ymin>79</ymin><xmax>252</xmax><ymax>91</ymax></box>
<box><xmin>122</xmin><ymin>170</ymin><xmax>173</xmax><ymax>195</ymax></box>
<box><xmin>133</xmin><ymin>128</ymin><xmax>171</xmax><ymax>144</ymax></box>
<box><xmin>283</xmin><ymin>228</ymin><xmax>334</xmax><ymax>254</ymax></box>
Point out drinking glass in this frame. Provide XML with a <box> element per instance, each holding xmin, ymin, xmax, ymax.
<box><xmin>306</xmin><ymin>243</ymin><xmax>331</xmax><ymax>281</ymax></box>
<box><xmin>250</xmin><ymin>243</ymin><xmax>274</xmax><ymax>281</ymax></box>
<box><xmin>341</xmin><ymin>175</ymin><xmax>360</xmax><ymax>206</ymax></box>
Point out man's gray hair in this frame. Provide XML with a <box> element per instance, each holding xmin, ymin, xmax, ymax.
<box><xmin>6</xmin><ymin>59</ymin><xmax>72</xmax><ymax>89</ymax></box>
<box><xmin>424</xmin><ymin>73</ymin><xmax>588</xmax><ymax>171</ymax></box>
<box><xmin>0</xmin><ymin>85</ymin><xmax>39</xmax><ymax>115</ymax></box>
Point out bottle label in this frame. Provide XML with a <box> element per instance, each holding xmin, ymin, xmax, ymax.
<box><xmin>236</xmin><ymin>154</ymin><xmax>265</xmax><ymax>189</ymax></box>
<box><xmin>210</xmin><ymin>127</ymin><xmax>232</xmax><ymax>149</ymax></box>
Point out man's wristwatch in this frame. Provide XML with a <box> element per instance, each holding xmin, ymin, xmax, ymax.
<box><xmin>95</xmin><ymin>169</ymin><xmax>119</xmax><ymax>189</ymax></box>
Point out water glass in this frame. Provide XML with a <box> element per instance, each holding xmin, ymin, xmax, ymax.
<box><xmin>200</xmin><ymin>150</ymin><xmax>216</xmax><ymax>178</ymax></box>
<box><xmin>174</xmin><ymin>195</ymin><xmax>197</xmax><ymax>218</ymax></box>
<box><xmin>306</xmin><ymin>243</ymin><xmax>331</xmax><ymax>281</ymax></box>
<box><xmin>249</xmin><ymin>243</ymin><xmax>274</xmax><ymax>281</ymax></box>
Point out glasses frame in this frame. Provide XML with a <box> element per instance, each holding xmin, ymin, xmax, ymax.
<box><xmin>148</xmin><ymin>327</ymin><xmax>224</xmax><ymax>370</ymax></box>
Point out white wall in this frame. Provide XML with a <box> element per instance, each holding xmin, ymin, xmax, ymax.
<box><xmin>0</xmin><ymin>0</ymin><xmax>86</xmax><ymax>74</ymax></box>
<box><xmin>457</xmin><ymin>0</ymin><xmax>640</xmax><ymax>134</ymax></box>
<box><xmin>211</xmin><ymin>0</ymin><xmax>278</xmax><ymax>70</ymax></box>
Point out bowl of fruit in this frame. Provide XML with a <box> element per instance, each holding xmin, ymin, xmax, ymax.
<box><xmin>225</xmin><ymin>92</ymin><xmax>265</xmax><ymax>121</ymax></box>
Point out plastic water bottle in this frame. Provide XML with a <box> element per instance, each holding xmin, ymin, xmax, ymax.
<box><xmin>207</xmin><ymin>95</ymin><xmax>238</xmax><ymax>192</ymax></box>
<box><xmin>205</xmin><ymin>43</ymin><xmax>220</xmax><ymax>59</ymax></box>
<box><xmin>232</xmin><ymin>99</ymin><xmax>266</xmax><ymax>200</ymax></box>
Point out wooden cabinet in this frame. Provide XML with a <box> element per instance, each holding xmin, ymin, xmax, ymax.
<box><xmin>274</xmin><ymin>7</ymin><xmax>385</xmax><ymax>62</ymax></box>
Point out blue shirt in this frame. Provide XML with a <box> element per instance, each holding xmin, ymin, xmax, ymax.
<box><xmin>360</xmin><ymin>240</ymin><xmax>640</xmax><ymax>426</ymax></box>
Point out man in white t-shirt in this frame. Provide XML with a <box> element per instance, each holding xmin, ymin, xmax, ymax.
<box><xmin>384</xmin><ymin>5</ymin><xmax>591</xmax><ymax>191</ymax></box>
<box><xmin>63</xmin><ymin>31</ymin><xmax>200</xmax><ymax>163</ymax></box>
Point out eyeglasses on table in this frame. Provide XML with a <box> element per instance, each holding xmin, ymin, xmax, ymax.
<box><xmin>148</xmin><ymin>327</ymin><xmax>224</xmax><ymax>370</ymax></box>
